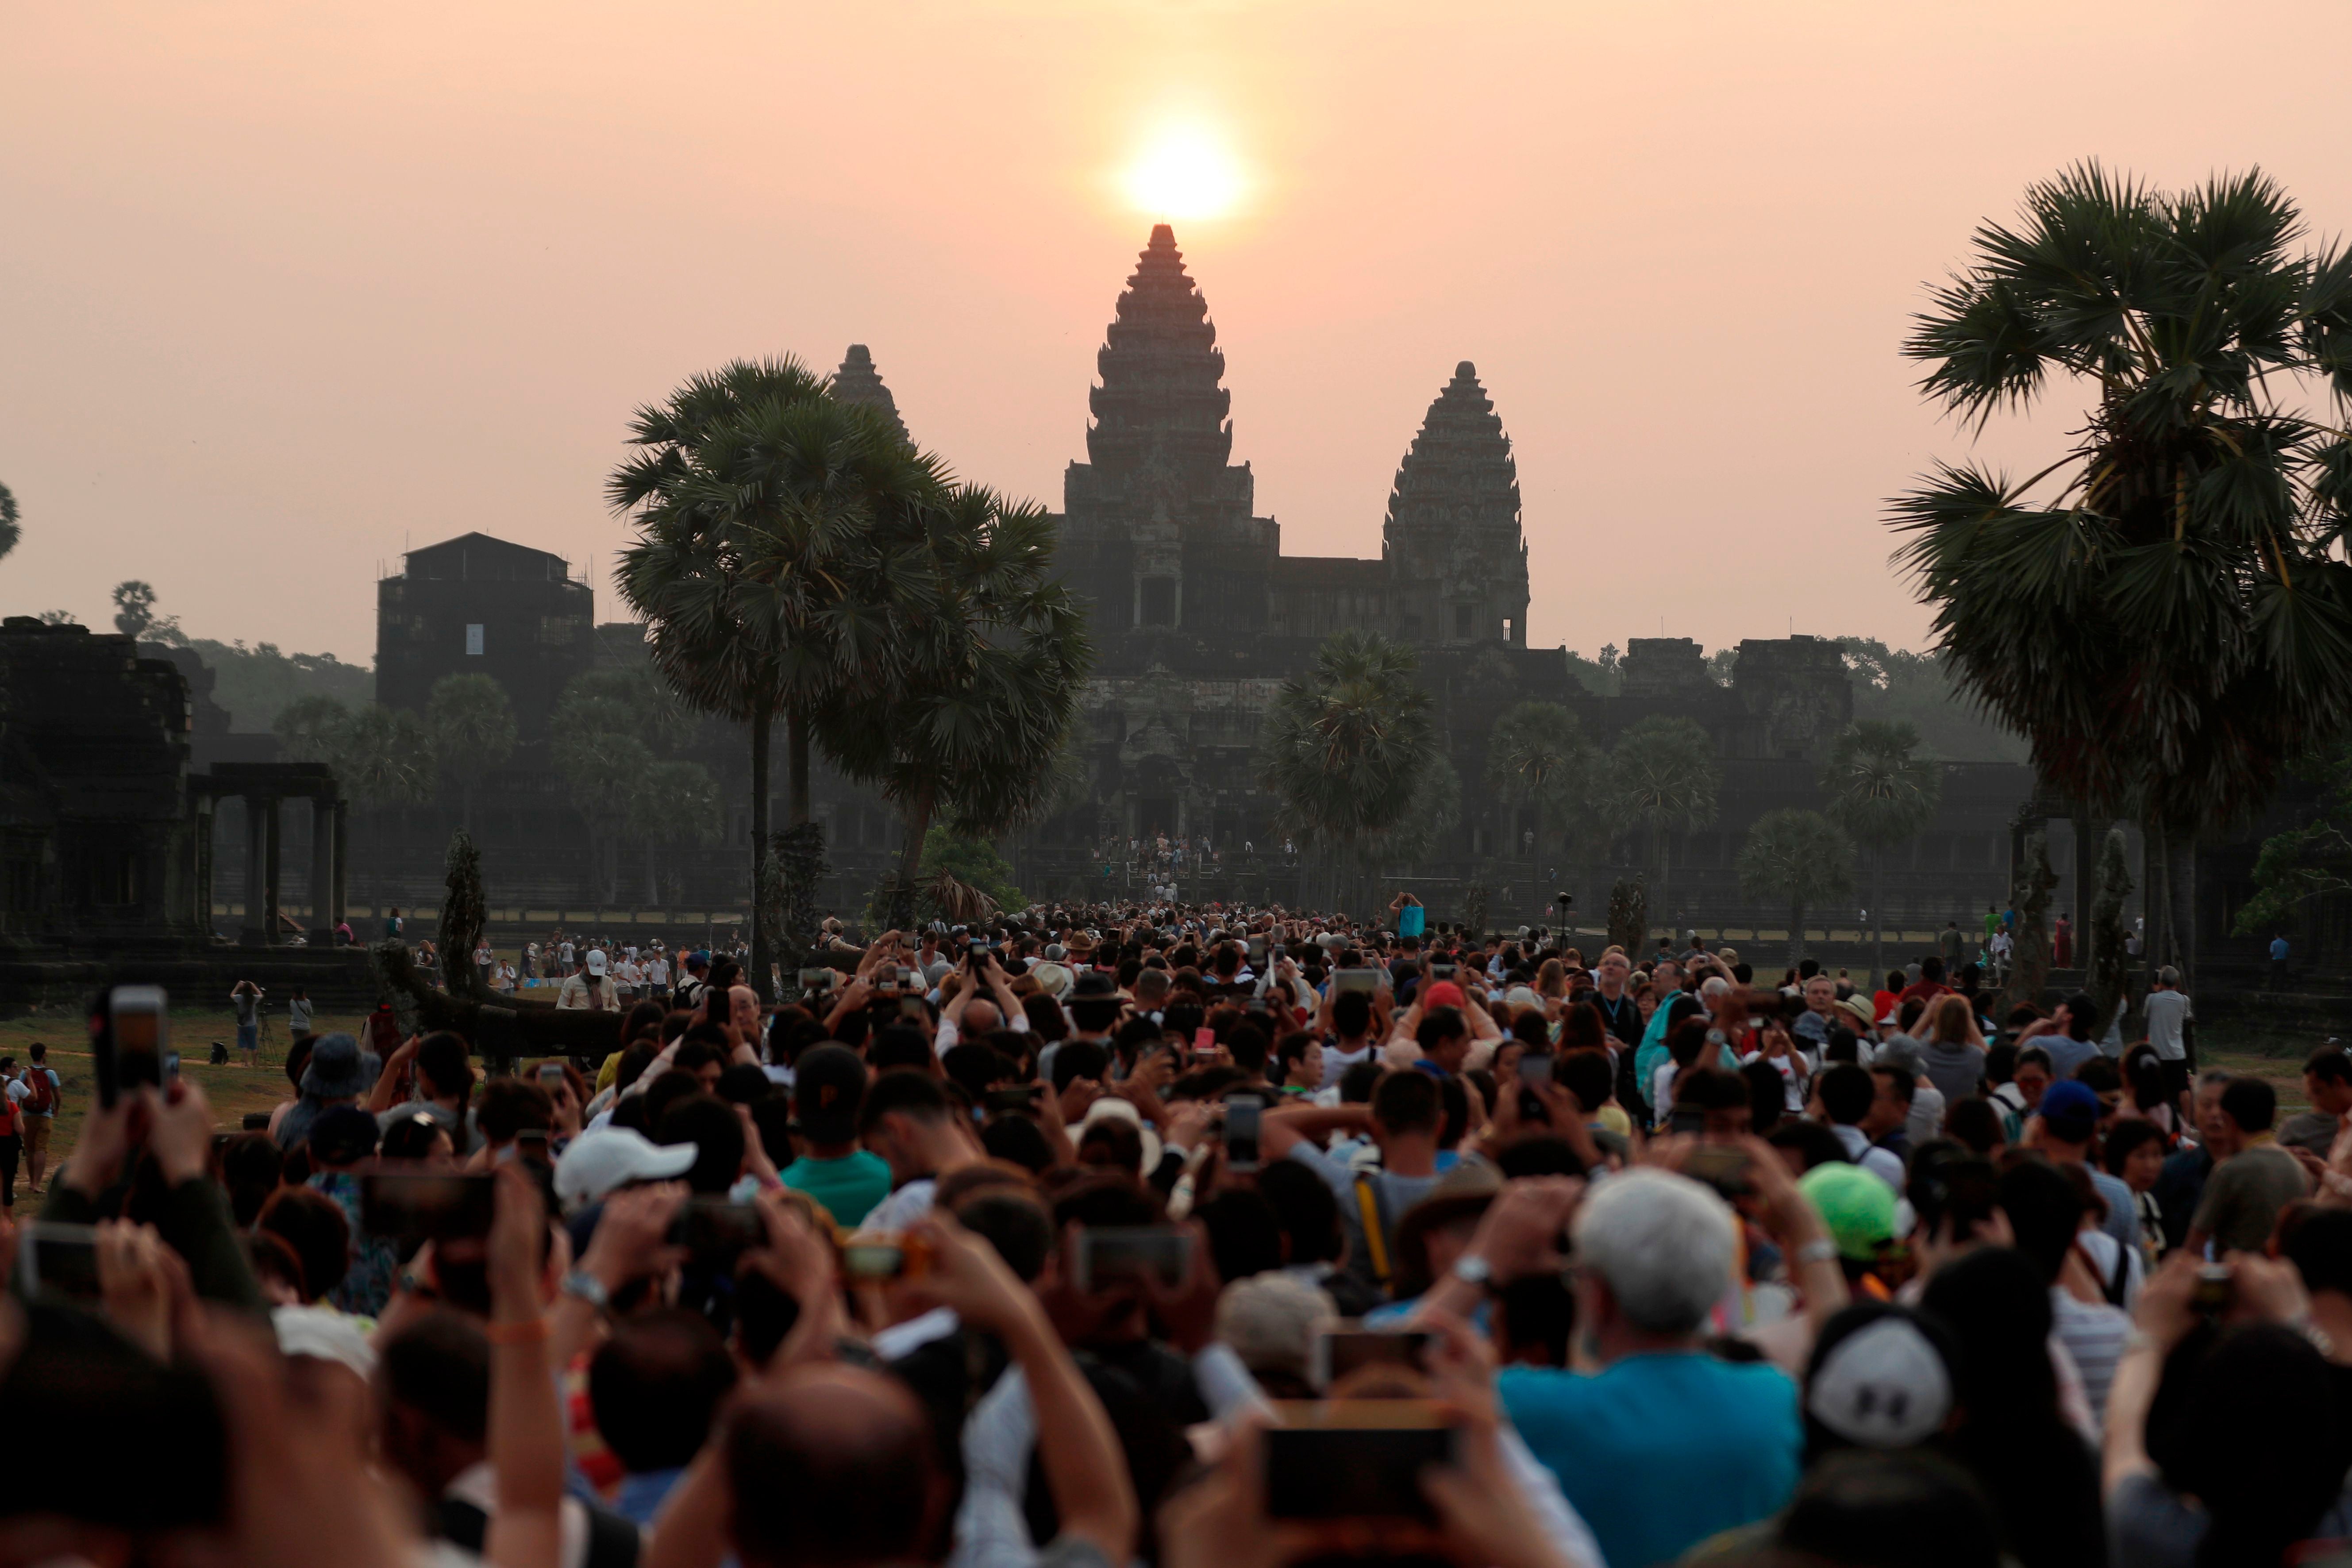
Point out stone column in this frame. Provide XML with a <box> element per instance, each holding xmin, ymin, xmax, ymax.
<box><xmin>239</xmin><ymin>795</ymin><xmax>272</xmax><ymax>946</ymax></box>
<box><xmin>194</xmin><ymin>795</ymin><xmax>215</xmax><ymax>937</ymax></box>
<box><xmin>263</xmin><ymin>797</ymin><xmax>283</xmax><ymax>944</ymax></box>
<box><xmin>310</xmin><ymin>797</ymin><xmax>337</xmax><ymax>945</ymax></box>
<box><xmin>331</xmin><ymin>800</ymin><xmax>349</xmax><ymax>937</ymax></box>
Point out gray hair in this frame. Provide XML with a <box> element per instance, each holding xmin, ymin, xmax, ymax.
<box><xmin>2158</xmin><ymin>965</ymin><xmax>2181</xmax><ymax>987</ymax></box>
<box><xmin>1698</xmin><ymin>975</ymin><xmax>1732</xmax><ymax>1002</ymax></box>
<box><xmin>1573</xmin><ymin>1170</ymin><xmax>1736</xmax><ymax>1334</ymax></box>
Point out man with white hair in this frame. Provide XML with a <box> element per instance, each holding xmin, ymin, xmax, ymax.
<box><xmin>1487</xmin><ymin>1170</ymin><xmax>1803</xmax><ymax>1568</ymax></box>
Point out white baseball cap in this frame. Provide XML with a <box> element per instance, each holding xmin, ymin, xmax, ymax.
<box><xmin>554</xmin><ymin>1127</ymin><xmax>696</xmax><ymax>1210</ymax></box>
<box><xmin>585</xmin><ymin>948</ymin><xmax>608</xmax><ymax>976</ymax></box>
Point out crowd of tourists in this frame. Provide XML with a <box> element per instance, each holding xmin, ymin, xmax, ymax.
<box><xmin>6</xmin><ymin>897</ymin><xmax>2351</xmax><ymax>1567</ymax></box>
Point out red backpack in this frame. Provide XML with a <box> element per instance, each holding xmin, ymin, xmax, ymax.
<box><xmin>23</xmin><ymin>1066</ymin><xmax>54</xmax><ymax>1115</ymax></box>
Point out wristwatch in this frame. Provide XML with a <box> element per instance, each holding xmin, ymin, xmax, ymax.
<box><xmin>1451</xmin><ymin>1254</ymin><xmax>1494</xmax><ymax>1289</ymax></box>
<box><xmin>561</xmin><ymin>1268</ymin><xmax>610</xmax><ymax>1309</ymax></box>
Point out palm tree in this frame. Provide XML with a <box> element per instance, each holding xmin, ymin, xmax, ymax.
<box><xmin>1258</xmin><ymin>630</ymin><xmax>1437</xmax><ymax>917</ymax></box>
<box><xmin>1606</xmin><ymin>716</ymin><xmax>1719</xmax><ymax>921</ymax></box>
<box><xmin>273</xmin><ymin>695</ymin><xmax>353</xmax><ymax>765</ymax></box>
<box><xmin>1894</xmin><ymin>164</ymin><xmax>2352</xmax><ymax>980</ymax></box>
<box><xmin>0</xmin><ymin>482</ymin><xmax>19</xmax><ymax>562</ymax></box>
<box><xmin>1486</xmin><ymin>701</ymin><xmax>1599</xmax><ymax>916</ymax></box>
<box><xmin>1820</xmin><ymin>720</ymin><xmax>1943</xmax><ymax>988</ymax></box>
<box><xmin>824</xmin><ymin>486</ymin><xmax>1091</xmax><ymax>925</ymax></box>
<box><xmin>1737</xmin><ymin>809</ymin><xmax>1856</xmax><ymax>967</ymax></box>
<box><xmin>628</xmin><ymin>759</ymin><xmax>724</xmax><ymax>906</ymax></box>
<box><xmin>337</xmin><ymin>704</ymin><xmax>436</xmax><ymax>914</ymax></box>
<box><xmin>424</xmin><ymin>674</ymin><xmax>517</xmax><ymax>836</ymax></box>
<box><xmin>612</xmin><ymin>358</ymin><xmax>944</xmax><ymax>990</ymax></box>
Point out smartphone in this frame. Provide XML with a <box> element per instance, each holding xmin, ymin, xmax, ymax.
<box><xmin>1069</xmin><ymin>1225</ymin><xmax>1193</xmax><ymax>1293</ymax></box>
<box><xmin>1517</xmin><ymin>1052</ymin><xmax>1555</xmax><ymax>1086</ymax></box>
<box><xmin>1431</xmin><ymin>962</ymin><xmax>1457</xmax><ymax>979</ymax></box>
<box><xmin>536</xmin><ymin>1063</ymin><xmax>567</xmax><ymax>1093</ymax></box>
<box><xmin>1224</xmin><ymin>1094</ymin><xmax>1263</xmax><ymax>1172</ymax></box>
<box><xmin>1334</xmin><ymin>968</ymin><xmax>1378</xmax><ymax>994</ymax></box>
<box><xmin>798</xmin><ymin>967</ymin><xmax>835</xmax><ymax>993</ymax></box>
<box><xmin>898</xmin><ymin>996</ymin><xmax>929</xmax><ymax>1021</ymax></box>
<box><xmin>666</xmin><ymin>1198</ymin><xmax>767</xmax><ymax>1256</ymax></box>
<box><xmin>1310</xmin><ymin>1325</ymin><xmax>1436</xmax><ymax>1391</ymax></box>
<box><xmin>242</xmin><ymin>1111</ymin><xmax>272</xmax><ymax>1130</ymax></box>
<box><xmin>2194</xmin><ymin>1263</ymin><xmax>2233</xmax><ymax>1315</ymax></box>
<box><xmin>16</xmin><ymin>1221</ymin><xmax>103</xmax><ymax>1300</ymax></box>
<box><xmin>1247</xmin><ymin>936</ymin><xmax>1268</xmax><ymax>963</ymax></box>
<box><xmin>1192</xmin><ymin>1027</ymin><xmax>1218</xmax><ymax>1053</ymax></box>
<box><xmin>985</xmin><ymin>1085</ymin><xmax>1044</xmax><ymax>1114</ymax></box>
<box><xmin>898</xmin><ymin>967</ymin><xmax>921</xmax><ymax>990</ymax></box>
<box><xmin>99</xmin><ymin>984</ymin><xmax>170</xmax><ymax>1108</ymax></box>
<box><xmin>968</xmin><ymin>939</ymin><xmax>989</xmax><ymax>960</ymax></box>
<box><xmin>841</xmin><ymin>1232</ymin><xmax>931</xmax><ymax>1282</ymax></box>
<box><xmin>359</xmin><ymin>1169</ymin><xmax>495</xmax><ymax>1245</ymax></box>
<box><xmin>510</xmin><ymin>1129</ymin><xmax>552</xmax><ymax>1169</ymax></box>
<box><xmin>1262</xmin><ymin>1402</ymin><xmax>1455</xmax><ymax>1522</ymax></box>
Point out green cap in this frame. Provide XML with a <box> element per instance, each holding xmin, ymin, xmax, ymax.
<box><xmin>1799</xmin><ymin>1161</ymin><xmax>1898</xmax><ymax>1263</ymax></box>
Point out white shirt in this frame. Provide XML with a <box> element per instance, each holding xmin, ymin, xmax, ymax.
<box><xmin>1830</xmin><ymin>1124</ymin><xmax>1907</xmax><ymax>1192</ymax></box>
<box><xmin>2144</xmin><ymin>990</ymin><xmax>2192</xmax><ymax>1061</ymax></box>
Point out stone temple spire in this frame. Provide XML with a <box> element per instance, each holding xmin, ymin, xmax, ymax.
<box><xmin>1086</xmin><ymin>224</ymin><xmax>1233</xmax><ymax>495</ymax></box>
<box><xmin>1384</xmin><ymin>361</ymin><xmax>1530</xmax><ymax>647</ymax></box>
<box><xmin>829</xmin><ymin>344</ymin><xmax>910</xmax><ymax>444</ymax></box>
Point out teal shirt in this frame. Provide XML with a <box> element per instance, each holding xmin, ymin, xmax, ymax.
<box><xmin>780</xmin><ymin>1150</ymin><xmax>893</xmax><ymax>1228</ymax></box>
<box><xmin>1397</xmin><ymin>903</ymin><xmax>1425</xmax><ymax>939</ymax></box>
<box><xmin>1500</xmin><ymin>1353</ymin><xmax>1801</xmax><ymax>1568</ymax></box>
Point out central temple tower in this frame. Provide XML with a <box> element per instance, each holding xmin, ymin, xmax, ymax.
<box><xmin>1057</xmin><ymin>224</ymin><xmax>1280</xmax><ymax>644</ymax></box>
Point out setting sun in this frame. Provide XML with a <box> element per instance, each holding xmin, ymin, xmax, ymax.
<box><xmin>1123</xmin><ymin>126</ymin><xmax>1244</xmax><ymax>220</ymax></box>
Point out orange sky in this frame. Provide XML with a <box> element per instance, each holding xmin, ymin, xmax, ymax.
<box><xmin>4</xmin><ymin>0</ymin><xmax>2349</xmax><ymax>666</ymax></box>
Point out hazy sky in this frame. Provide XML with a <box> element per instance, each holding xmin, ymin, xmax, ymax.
<box><xmin>5</xmin><ymin>0</ymin><xmax>2349</xmax><ymax>666</ymax></box>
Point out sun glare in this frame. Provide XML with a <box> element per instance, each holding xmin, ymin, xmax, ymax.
<box><xmin>1124</xmin><ymin>127</ymin><xmax>1244</xmax><ymax>221</ymax></box>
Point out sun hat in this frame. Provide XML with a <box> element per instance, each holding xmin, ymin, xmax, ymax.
<box><xmin>554</xmin><ymin>1126</ymin><xmax>698</xmax><ymax>1210</ymax></box>
<box><xmin>1030</xmin><ymin>962</ymin><xmax>1075</xmax><ymax>1001</ymax></box>
<box><xmin>1835</xmin><ymin>997</ymin><xmax>1878</xmax><ymax>1032</ymax></box>
<box><xmin>298</xmin><ymin>1032</ymin><xmax>368</xmax><ymax>1099</ymax></box>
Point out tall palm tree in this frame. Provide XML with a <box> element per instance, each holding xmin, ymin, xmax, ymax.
<box><xmin>1486</xmin><ymin>701</ymin><xmax>1599</xmax><ymax>916</ymax></box>
<box><xmin>1737</xmin><ymin>809</ymin><xmax>1856</xmax><ymax>968</ymax></box>
<box><xmin>1258</xmin><ymin>630</ymin><xmax>1437</xmax><ymax>917</ymax></box>
<box><xmin>824</xmin><ymin>486</ymin><xmax>1091</xmax><ymax>925</ymax></box>
<box><xmin>612</xmin><ymin>358</ymin><xmax>944</xmax><ymax>989</ymax></box>
<box><xmin>628</xmin><ymin>759</ymin><xmax>724</xmax><ymax>906</ymax></box>
<box><xmin>1820</xmin><ymin>720</ymin><xmax>1943</xmax><ymax>988</ymax></box>
<box><xmin>1894</xmin><ymin>164</ymin><xmax>2352</xmax><ymax>979</ymax></box>
<box><xmin>337</xmin><ymin>703</ymin><xmax>436</xmax><ymax>915</ymax></box>
<box><xmin>273</xmin><ymin>695</ymin><xmax>353</xmax><ymax>765</ymax></box>
<box><xmin>1606</xmin><ymin>716</ymin><xmax>1720</xmax><ymax>922</ymax></box>
<box><xmin>424</xmin><ymin>673</ymin><xmax>517</xmax><ymax>836</ymax></box>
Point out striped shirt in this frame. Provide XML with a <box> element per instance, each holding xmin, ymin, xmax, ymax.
<box><xmin>2049</xmin><ymin>1287</ymin><xmax>2132</xmax><ymax>1432</ymax></box>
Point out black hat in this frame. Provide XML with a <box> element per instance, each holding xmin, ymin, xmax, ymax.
<box><xmin>793</xmin><ymin>1045</ymin><xmax>869</xmax><ymax>1144</ymax></box>
<box><xmin>1071</xmin><ymin>971</ymin><xmax>1119</xmax><ymax>1000</ymax></box>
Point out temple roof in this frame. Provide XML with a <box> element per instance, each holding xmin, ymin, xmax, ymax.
<box><xmin>1084</xmin><ymin>224</ymin><xmax>1235</xmax><ymax>491</ymax></box>
<box><xmin>1383</xmin><ymin>361</ymin><xmax>1522</xmax><ymax>538</ymax></box>
<box><xmin>829</xmin><ymin>344</ymin><xmax>910</xmax><ymax>445</ymax></box>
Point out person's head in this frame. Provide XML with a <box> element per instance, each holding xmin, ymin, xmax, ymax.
<box><xmin>1255</xmin><ymin>1158</ymin><xmax>1344</xmax><ymax>1267</ymax></box>
<box><xmin>1776</xmin><ymin>1449</ymin><xmax>1998</xmax><ymax>1568</ymax></box>
<box><xmin>1817</xmin><ymin>1063</ymin><xmax>1875</xmax><ymax>1129</ymax></box>
<box><xmin>1941</xmin><ymin>1097</ymin><xmax>2003</xmax><ymax>1157</ymax></box>
<box><xmin>414</xmin><ymin>1031</ymin><xmax>473</xmax><ymax>1111</ymax></box>
<box><xmin>722</xmin><ymin>1364</ymin><xmax>944</xmax><ymax>1568</ymax></box>
<box><xmin>2148</xmin><ymin>1325</ymin><xmax>2346</xmax><ymax>1568</ymax></box>
<box><xmin>257</xmin><ymin>1187</ymin><xmax>351</xmax><ymax>1305</ymax></box>
<box><xmin>1330</xmin><ymin>988</ymin><xmax>1374</xmax><ymax>1043</ymax></box>
<box><xmin>2282</xmin><ymin>1205</ymin><xmax>2352</xmax><ymax>1302</ymax></box>
<box><xmin>857</xmin><ymin>1070</ymin><xmax>959</xmax><ymax>1183</ymax></box>
<box><xmin>2215</xmin><ymin>1076</ymin><xmax>2277</xmax><ymax>1154</ymax></box>
<box><xmin>2052</xmin><ymin>991</ymin><xmax>2099</xmax><ymax>1042</ymax></box>
<box><xmin>1558</xmin><ymin>1048</ymin><xmax>1615</xmax><ymax>1117</ymax></box>
<box><xmin>2011</xmin><ymin>1046</ymin><xmax>2052</xmax><ymax>1111</ymax></box>
<box><xmin>375</xmin><ymin>1311</ymin><xmax>490</xmax><ymax>1499</ymax></box>
<box><xmin>1917</xmin><ymin>1244</ymin><xmax>2057</xmax><ymax>1427</ymax></box>
<box><xmin>1570</xmin><ymin>1170</ymin><xmax>1735</xmax><ymax>1349</ymax></box>
<box><xmin>1414</xmin><ymin>1006</ymin><xmax>1470</xmax><ymax>1071</ymax></box>
<box><xmin>2305</xmin><ymin>1046</ymin><xmax>2352</xmax><ymax>1118</ymax></box>
<box><xmin>1597</xmin><ymin>950</ymin><xmax>1629</xmax><ymax>993</ymax></box>
<box><xmin>1673</xmin><ymin>1066</ymin><xmax>1752</xmax><ymax>1140</ymax></box>
<box><xmin>1368</xmin><ymin>1069</ymin><xmax>1442</xmax><ymax>1149</ymax></box>
<box><xmin>1272</xmin><ymin>1029</ymin><xmax>1323</xmax><ymax>1090</ymax></box>
<box><xmin>657</xmin><ymin>1092</ymin><xmax>747</xmax><ymax>1194</ymax></box>
<box><xmin>589</xmin><ymin>1309</ymin><xmax>740</xmax><ymax>1476</ymax></box>
<box><xmin>1803</xmin><ymin>973</ymin><xmax>1838</xmax><ymax>1017</ymax></box>
<box><xmin>1993</xmin><ymin>1159</ymin><xmax>2082</xmax><ymax>1286</ymax></box>
<box><xmin>2101</xmin><ymin>1118</ymin><xmax>2167</xmax><ymax>1193</ymax></box>
<box><xmin>2032</xmin><ymin>1079</ymin><xmax>2101</xmax><ymax>1154</ymax></box>
<box><xmin>2153</xmin><ymin>963</ymin><xmax>2179</xmax><ymax>990</ymax></box>
<box><xmin>1865</xmin><ymin>1067</ymin><xmax>1914</xmax><ymax>1139</ymax></box>
<box><xmin>1798</xmin><ymin>1304</ymin><xmax>1961</xmax><ymax>1464</ymax></box>
<box><xmin>793</xmin><ymin>1045</ymin><xmax>869</xmax><ymax>1150</ymax></box>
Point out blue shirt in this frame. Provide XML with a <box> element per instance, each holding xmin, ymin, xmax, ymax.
<box><xmin>2272</xmin><ymin>937</ymin><xmax>2290</xmax><ymax>961</ymax></box>
<box><xmin>1500</xmin><ymin>1352</ymin><xmax>1801</xmax><ymax>1568</ymax></box>
<box><xmin>1397</xmin><ymin>903</ymin><xmax>1425</xmax><ymax>939</ymax></box>
<box><xmin>612</xmin><ymin>1467</ymin><xmax>687</xmax><ymax>1528</ymax></box>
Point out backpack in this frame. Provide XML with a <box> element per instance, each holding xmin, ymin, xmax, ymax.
<box><xmin>23</xmin><ymin>1067</ymin><xmax>55</xmax><ymax>1116</ymax></box>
